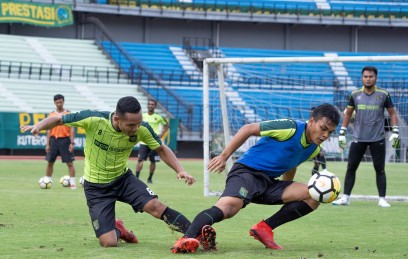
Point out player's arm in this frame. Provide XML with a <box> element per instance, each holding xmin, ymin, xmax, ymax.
<box><xmin>208</xmin><ymin>122</ymin><xmax>261</xmax><ymax>173</ymax></box>
<box><xmin>387</xmin><ymin>106</ymin><xmax>398</xmax><ymax>127</ymax></box>
<box><xmin>387</xmin><ymin>106</ymin><xmax>400</xmax><ymax>148</ymax></box>
<box><xmin>155</xmin><ymin>144</ymin><xmax>195</xmax><ymax>186</ymax></box>
<box><xmin>69</xmin><ymin>127</ymin><xmax>75</xmax><ymax>152</ymax></box>
<box><xmin>45</xmin><ymin>129</ymin><xmax>51</xmax><ymax>153</ymax></box>
<box><xmin>338</xmin><ymin>95</ymin><xmax>355</xmax><ymax>149</ymax></box>
<box><xmin>281</xmin><ymin>167</ymin><xmax>297</xmax><ymax>181</ymax></box>
<box><xmin>21</xmin><ymin>115</ymin><xmax>63</xmax><ymax>136</ymax></box>
<box><xmin>342</xmin><ymin>106</ymin><xmax>354</xmax><ymax>128</ymax></box>
<box><xmin>160</xmin><ymin>123</ymin><xmax>170</xmax><ymax>139</ymax></box>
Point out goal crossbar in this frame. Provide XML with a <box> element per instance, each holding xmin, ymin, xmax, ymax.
<box><xmin>204</xmin><ymin>55</ymin><xmax>408</xmax><ymax>65</ymax></box>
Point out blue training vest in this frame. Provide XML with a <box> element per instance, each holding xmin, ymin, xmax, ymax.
<box><xmin>236</xmin><ymin>121</ymin><xmax>318</xmax><ymax>178</ymax></box>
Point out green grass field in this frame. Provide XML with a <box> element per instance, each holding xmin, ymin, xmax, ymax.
<box><xmin>0</xmin><ymin>158</ymin><xmax>407</xmax><ymax>258</ymax></box>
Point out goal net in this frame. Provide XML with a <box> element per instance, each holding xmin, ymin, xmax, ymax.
<box><xmin>202</xmin><ymin>55</ymin><xmax>408</xmax><ymax>199</ymax></box>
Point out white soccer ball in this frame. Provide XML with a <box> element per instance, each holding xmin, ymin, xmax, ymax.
<box><xmin>79</xmin><ymin>176</ymin><xmax>85</xmax><ymax>187</ymax></box>
<box><xmin>308</xmin><ymin>171</ymin><xmax>341</xmax><ymax>203</ymax></box>
<box><xmin>39</xmin><ymin>177</ymin><xmax>52</xmax><ymax>189</ymax></box>
<box><xmin>59</xmin><ymin>175</ymin><xmax>71</xmax><ymax>187</ymax></box>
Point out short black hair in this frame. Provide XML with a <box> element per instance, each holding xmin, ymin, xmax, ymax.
<box><xmin>362</xmin><ymin>66</ymin><xmax>378</xmax><ymax>76</ymax></box>
<box><xmin>54</xmin><ymin>94</ymin><xmax>64</xmax><ymax>101</ymax></box>
<box><xmin>148</xmin><ymin>99</ymin><xmax>157</xmax><ymax>105</ymax></box>
<box><xmin>311</xmin><ymin>103</ymin><xmax>340</xmax><ymax>126</ymax></box>
<box><xmin>116</xmin><ymin>96</ymin><xmax>141</xmax><ymax>117</ymax></box>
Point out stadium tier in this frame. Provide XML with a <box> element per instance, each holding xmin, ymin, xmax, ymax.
<box><xmin>102</xmin><ymin>42</ymin><xmax>408</xmax><ymax>133</ymax></box>
<box><xmin>102</xmin><ymin>0</ymin><xmax>408</xmax><ymax>18</ymax></box>
<box><xmin>0</xmin><ymin>78</ymin><xmax>148</xmax><ymax>113</ymax></box>
<box><xmin>2</xmin><ymin>35</ymin><xmax>406</xmax><ymax>134</ymax></box>
<box><xmin>0</xmin><ymin>35</ymin><xmax>156</xmax><ymax>114</ymax></box>
<box><xmin>0</xmin><ymin>34</ymin><xmax>128</xmax><ymax>84</ymax></box>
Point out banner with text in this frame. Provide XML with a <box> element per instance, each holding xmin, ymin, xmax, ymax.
<box><xmin>0</xmin><ymin>1</ymin><xmax>73</xmax><ymax>27</ymax></box>
<box><xmin>0</xmin><ymin>112</ymin><xmax>178</xmax><ymax>150</ymax></box>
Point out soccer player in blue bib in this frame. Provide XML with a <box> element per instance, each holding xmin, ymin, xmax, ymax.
<box><xmin>172</xmin><ymin>103</ymin><xmax>340</xmax><ymax>253</ymax></box>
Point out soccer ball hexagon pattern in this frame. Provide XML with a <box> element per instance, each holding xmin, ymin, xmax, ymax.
<box><xmin>59</xmin><ymin>175</ymin><xmax>71</xmax><ymax>187</ymax></box>
<box><xmin>38</xmin><ymin>177</ymin><xmax>52</xmax><ymax>189</ymax></box>
<box><xmin>308</xmin><ymin>171</ymin><xmax>341</xmax><ymax>203</ymax></box>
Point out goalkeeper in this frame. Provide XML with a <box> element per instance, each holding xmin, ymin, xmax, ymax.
<box><xmin>333</xmin><ymin>66</ymin><xmax>399</xmax><ymax>208</ymax></box>
<box><xmin>171</xmin><ymin>104</ymin><xmax>340</xmax><ymax>253</ymax></box>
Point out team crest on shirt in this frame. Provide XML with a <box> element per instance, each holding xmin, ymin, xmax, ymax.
<box><xmin>239</xmin><ymin>187</ymin><xmax>248</xmax><ymax>198</ymax></box>
<box><xmin>92</xmin><ymin>220</ymin><xmax>100</xmax><ymax>230</ymax></box>
<box><xmin>129</xmin><ymin>136</ymin><xmax>137</xmax><ymax>142</ymax></box>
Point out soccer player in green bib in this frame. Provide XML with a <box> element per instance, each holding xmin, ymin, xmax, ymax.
<box><xmin>21</xmin><ymin>96</ymin><xmax>196</xmax><ymax>248</ymax></box>
<box><xmin>136</xmin><ymin>99</ymin><xmax>170</xmax><ymax>183</ymax></box>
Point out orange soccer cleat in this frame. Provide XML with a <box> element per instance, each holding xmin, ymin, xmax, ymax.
<box><xmin>171</xmin><ymin>237</ymin><xmax>200</xmax><ymax>253</ymax></box>
<box><xmin>199</xmin><ymin>225</ymin><xmax>217</xmax><ymax>251</ymax></box>
<box><xmin>115</xmin><ymin>219</ymin><xmax>138</xmax><ymax>243</ymax></box>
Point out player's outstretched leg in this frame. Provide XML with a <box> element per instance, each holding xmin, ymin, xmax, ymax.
<box><xmin>199</xmin><ymin>225</ymin><xmax>217</xmax><ymax>251</ymax></box>
<box><xmin>249</xmin><ymin>220</ymin><xmax>283</xmax><ymax>250</ymax></box>
<box><xmin>115</xmin><ymin>219</ymin><xmax>138</xmax><ymax>243</ymax></box>
<box><xmin>171</xmin><ymin>237</ymin><xmax>200</xmax><ymax>253</ymax></box>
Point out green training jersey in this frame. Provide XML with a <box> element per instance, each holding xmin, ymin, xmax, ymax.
<box><xmin>140</xmin><ymin>112</ymin><xmax>168</xmax><ymax>145</ymax></box>
<box><xmin>62</xmin><ymin>110</ymin><xmax>162</xmax><ymax>183</ymax></box>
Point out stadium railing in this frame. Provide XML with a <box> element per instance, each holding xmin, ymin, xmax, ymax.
<box><xmin>0</xmin><ymin>60</ymin><xmax>127</xmax><ymax>84</ymax></box>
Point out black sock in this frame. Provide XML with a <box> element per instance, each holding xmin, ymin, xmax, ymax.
<box><xmin>160</xmin><ymin>207</ymin><xmax>191</xmax><ymax>234</ymax></box>
<box><xmin>184</xmin><ymin>206</ymin><xmax>224</xmax><ymax>238</ymax></box>
<box><xmin>148</xmin><ymin>172</ymin><xmax>153</xmax><ymax>180</ymax></box>
<box><xmin>135</xmin><ymin>171</ymin><xmax>140</xmax><ymax>178</ymax></box>
<box><xmin>264</xmin><ymin>201</ymin><xmax>314</xmax><ymax>229</ymax></box>
<box><xmin>319</xmin><ymin>156</ymin><xmax>327</xmax><ymax>170</ymax></box>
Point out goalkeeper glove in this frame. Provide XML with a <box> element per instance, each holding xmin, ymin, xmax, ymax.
<box><xmin>389</xmin><ymin>126</ymin><xmax>400</xmax><ymax>149</ymax></box>
<box><xmin>338</xmin><ymin>127</ymin><xmax>347</xmax><ymax>149</ymax></box>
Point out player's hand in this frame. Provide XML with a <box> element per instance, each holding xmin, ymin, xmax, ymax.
<box><xmin>389</xmin><ymin>127</ymin><xmax>400</xmax><ymax>149</ymax></box>
<box><xmin>338</xmin><ymin>127</ymin><xmax>347</xmax><ymax>149</ymax></box>
<box><xmin>45</xmin><ymin>144</ymin><xmax>50</xmax><ymax>153</ymax></box>
<box><xmin>176</xmin><ymin>171</ymin><xmax>196</xmax><ymax>186</ymax></box>
<box><xmin>20</xmin><ymin>125</ymin><xmax>40</xmax><ymax>136</ymax></box>
<box><xmin>208</xmin><ymin>156</ymin><xmax>226</xmax><ymax>174</ymax></box>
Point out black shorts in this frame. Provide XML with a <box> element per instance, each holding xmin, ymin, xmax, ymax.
<box><xmin>83</xmin><ymin>170</ymin><xmax>158</xmax><ymax>237</ymax></box>
<box><xmin>221</xmin><ymin>163</ymin><xmax>293</xmax><ymax>207</ymax></box>
<box><xmin>45</xmin><ymin>137</ymin><xmax>74</xmax><ymax>163</ymax></box>
<box><xmin>138</xmin><ymin>144</ymin><xmax>160</xmax><ymax>163</ymax></box>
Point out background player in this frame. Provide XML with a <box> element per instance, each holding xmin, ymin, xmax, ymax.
<box><xmin>333</xmin><ymin>66</ymin><xmax>399</xmax><ymax>207</ymax></box>
<box><xmin>43</xmin><ymin>94</ymin><xmax>76</xmax><ymax>189</ymax></box>
<box><xmin>136</xmin><ymin>99</ymin><xmax>169</xmax><ymax>183</ymax></box>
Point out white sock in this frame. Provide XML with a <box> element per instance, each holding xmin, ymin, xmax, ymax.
<box><xmin>45</xmin><ymin>176</ymin><xmax>52</xmax><ymax>181</ymax></box>
<box><xmin>70</xmin><ymin>177</ymin><xmax>76</xmax><ymax>185</ymax></box>
<box><xmin>342</xmin><ymin>194</ymin><xmax>350</xmax><ymax>200</ymax></box>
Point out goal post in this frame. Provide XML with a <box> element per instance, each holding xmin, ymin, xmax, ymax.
<box><xmin>203</xmin><ymin>55</ymin><xmax>408</xmax><ymax>197</ymax></box>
